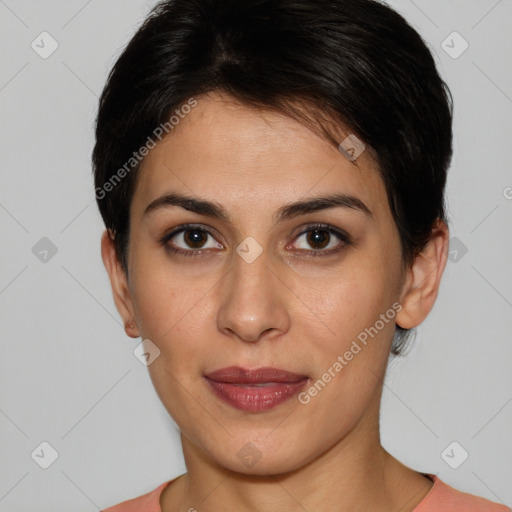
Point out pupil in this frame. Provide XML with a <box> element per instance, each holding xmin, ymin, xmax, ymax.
<box><xmin>308</xmin><ymin>230</ymin><xmax>329</xmax><ymax>249</ymax></box>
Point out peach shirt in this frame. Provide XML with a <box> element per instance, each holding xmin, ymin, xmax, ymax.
<box><xmin>102</xmin><ymin>474</ymin><xmax>511</xmax><ymax>512</ymax></box>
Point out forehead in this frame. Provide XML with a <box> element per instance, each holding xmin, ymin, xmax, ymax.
<box><xmin>131</xmin><ymin>92</ymin><xmax>389</xmax><ymax>222</ymax></box>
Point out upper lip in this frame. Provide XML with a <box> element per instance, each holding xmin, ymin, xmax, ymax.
<box><xmin>205</xmin><ymin>366</ymin><xmax>308</xmax><ymax>384</ymax></box>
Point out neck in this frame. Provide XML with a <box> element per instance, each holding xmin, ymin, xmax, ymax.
<box><xmin>162</xmin><ymin>394</ymin><xmax>433</xmax><ymax>512</ymax></box>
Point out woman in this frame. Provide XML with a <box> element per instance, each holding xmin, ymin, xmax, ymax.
<box><xmin>94</xmin><ymin>0</ymin><xmax>510</xmax><ymax>510</ymax></box>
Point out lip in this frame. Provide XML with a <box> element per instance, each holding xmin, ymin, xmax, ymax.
<box><xmin>204</xmin><ymin>366</ymin><xmax>309</xmax><ymax>412</ymax></box>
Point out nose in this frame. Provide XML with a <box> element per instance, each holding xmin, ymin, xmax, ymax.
<box><xmin>217</xmin><ymin>245</ymin><xmax>290</xmax><ymax>343</ymax></box>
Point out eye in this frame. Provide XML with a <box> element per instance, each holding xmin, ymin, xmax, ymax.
<box><xmin>290</xmin><ymin>223</ymin><xmax>352</xmax><ymax>257</ymax></box>
<box><xmin>160</xmin><ymin>222</ymin><xmax>352</xmax><ymax>258</ymax></box>
<box><xmin>160</xmin><ymin>224</ymin><xmax>223</xmax><ymax>256</ymax></box>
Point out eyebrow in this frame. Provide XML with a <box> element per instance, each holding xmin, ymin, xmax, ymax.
<box><xmin>143</xmin><ymin>191</ymin><xmax>373</xmax><ymax>223</ymax></box>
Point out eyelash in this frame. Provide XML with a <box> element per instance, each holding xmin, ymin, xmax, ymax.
<box><xmin>159</xmin><ymin>223</ymin><xmax>352</xmax><ymax>259</ymax></box>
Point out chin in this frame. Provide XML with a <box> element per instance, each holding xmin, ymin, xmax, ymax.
<box><xmin>205</xmin><ymin>436</ymin><xmax>311</xmax><ymax>477</ymax></box>
<box><xmin>225</xmin><ymin>456</ymin><xmax>304</xmax><ymax>478</ymax></box>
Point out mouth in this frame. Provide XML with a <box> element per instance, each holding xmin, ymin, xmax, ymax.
<box><xmin>204</xmin><ymin>366</ymin><xmax>309</xmax><ymax>412</ymax></box>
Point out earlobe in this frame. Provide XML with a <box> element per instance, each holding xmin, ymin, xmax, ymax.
<box><xmin>101</xmin><ymin>230</ymin><xmax>140</xmax><ymax>338</ymax></box>
<box><xmin>396</xmin><ymin>219</ymin><xmax>449</xmax><ymax>330</ymax></box>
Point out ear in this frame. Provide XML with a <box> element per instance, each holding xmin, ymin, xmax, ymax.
<box><xmin>101</xmin><ymin>229</ymin><xmax>140</xmax><ymax>338</ymax></box>
<box><xmin>396</xmin><ymin>219</ymin><xmax>449</xmax><ymax>329</ymax></box>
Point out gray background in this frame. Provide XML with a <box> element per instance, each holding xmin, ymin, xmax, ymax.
<box><xmin>0</xmin><ymin>0</ymin><xmax>511</xmax><ymax>510</ymax></box>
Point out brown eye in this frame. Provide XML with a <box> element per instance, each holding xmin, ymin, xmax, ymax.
<box><xmin>183</xmin><ymin>229</ymin><xmax>209</xmax><ymax>248</ymax></box>
<box><xmin>292</xmin><ymin>223</ymin><xmax>352</xmax><ymax>256</ymax></box>
<box><xmin>306</xmin><ymin>229</ymin><xmax>331</xmax><ymax>250</ymax></box>
<box><xmin>161</xmin><ymin>224</ymin><xmax>224</xmax><ymax>256</ymax></box>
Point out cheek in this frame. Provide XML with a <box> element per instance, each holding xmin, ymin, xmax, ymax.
<box><xmin>128</xmin><ymin>249</ymin><xmax>223</xmax><ymax>389</ymax></box>
<box><xmin>294</xmin><ymin>269</ymin><xmax>397</xmax><ymax>433</ymax></box>
<box><xmin>300</xmin><ymin>261</ymin><xmax>398</xmax><ymax>347</ymax></box>
<box><xmin>129</xmin><ymin>243</ymin><xmax>203</xmax><ymax>337</ymax></box>
<box><xmin>129</xmin><ymin>259</ymin><xmax>213</xmax><ymax>420</ymax></box>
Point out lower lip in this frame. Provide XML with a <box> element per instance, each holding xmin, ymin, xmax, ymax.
<box><xmin>205</xmin><ymin>378</ymin><xmax>308</xmax><ymax>412</ymax></box>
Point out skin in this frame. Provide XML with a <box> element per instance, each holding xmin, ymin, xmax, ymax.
<box><xmin>102</xmin><ymin>91</ymin><xmax>449</xmax><ymax>512</ymax></box>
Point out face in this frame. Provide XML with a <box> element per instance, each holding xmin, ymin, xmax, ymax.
<box><xmin>105</xmin><ymin>92</ymin><xmax>428</xmax><ymax>475</ymax></box>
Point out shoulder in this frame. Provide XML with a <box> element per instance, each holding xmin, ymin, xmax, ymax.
<box><xmin>415</xmin><ymin>474</ymin><xmax>511</xmax><ymax>512</ymax></box>
<box><xmin>101</xmin><ymin>480</ymin><xmax>174</xmax><ymax>512</ymax></box>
